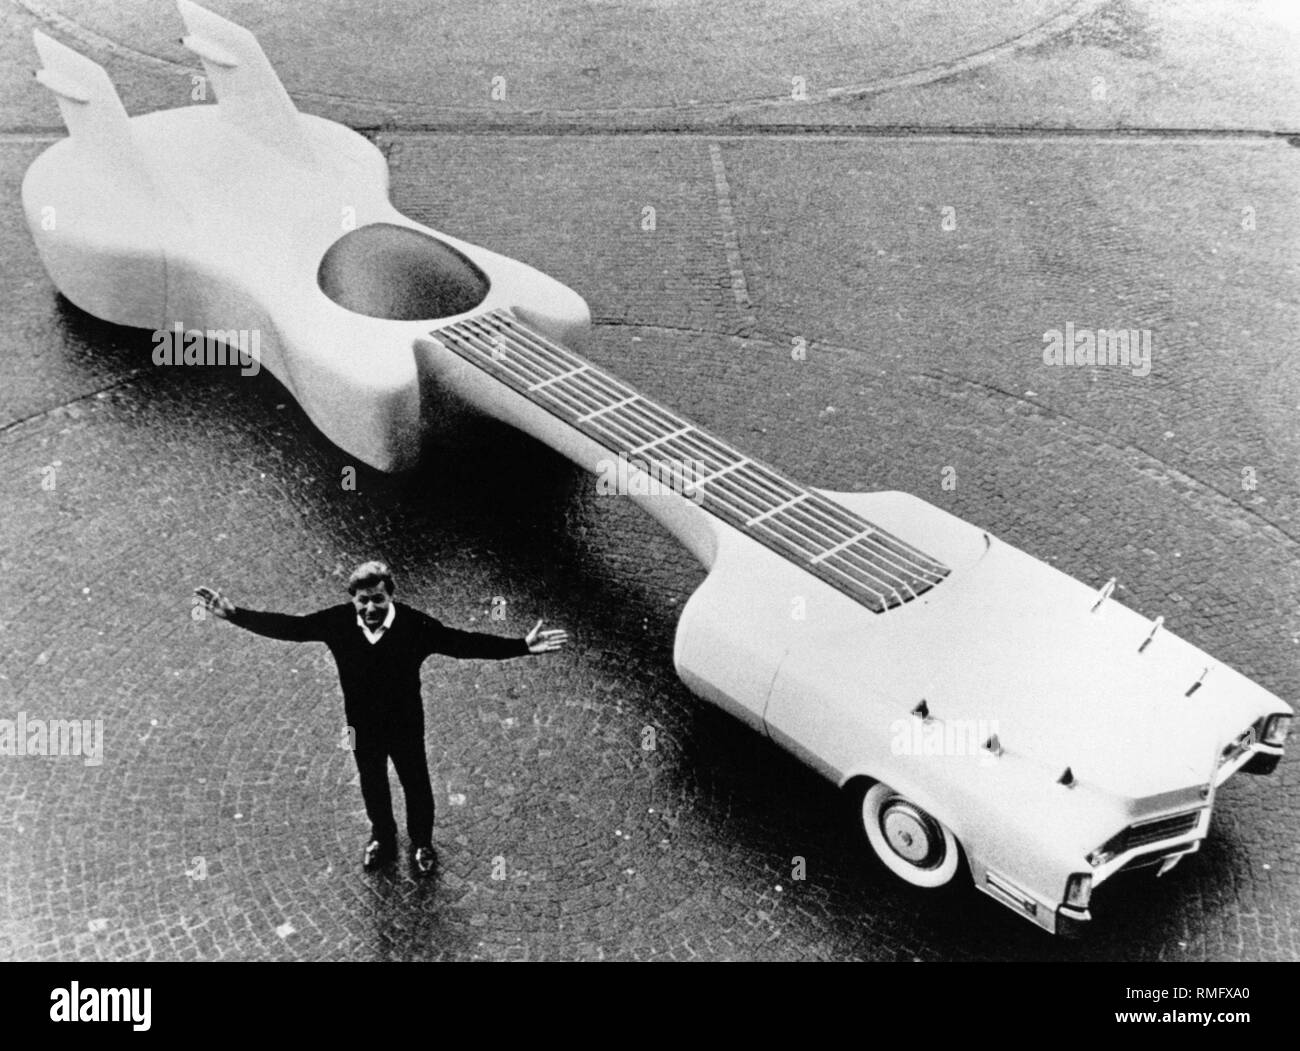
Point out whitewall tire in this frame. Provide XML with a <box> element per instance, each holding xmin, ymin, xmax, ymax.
<box><xmin>861</xmin><ymin>782</ymin><xmax>961</xmax><ymax>888</ymax></box>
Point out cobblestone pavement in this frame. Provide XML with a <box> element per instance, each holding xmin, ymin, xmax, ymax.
<box><xmin>0</xmin><ymin>0</ymin><xmax>1297</xmax><ymax>961</ymax></box>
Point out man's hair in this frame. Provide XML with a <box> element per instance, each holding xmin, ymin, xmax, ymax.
<box><xmin>347</xmin><ymin>560</ymin><xmax>394</xmax><ymax>596</ymax></box>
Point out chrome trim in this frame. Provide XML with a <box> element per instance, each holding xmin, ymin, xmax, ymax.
<box><xmin>1090</xmin><ymin>808</ymin><xmax>1210</xmax><ymax>885</ymax></box>
<box><xmin>1215</xmin><ymin>738</ymin><xmax>1280</xmax><ymax>786</ymax></box>
<box><xmin>985</xmin><ymin>871</ymin><xmax>1038</xmax><ymax>916</ymax></box>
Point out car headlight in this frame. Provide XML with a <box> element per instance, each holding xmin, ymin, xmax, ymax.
<box><xmin>1262</xmin><ymin>713</ymin><xmax>1292</xmax><ymax>748</ymax></box>
<box><xmin>1064</xmin><ymin>874</ymin><xmax>1093</xmax><ymax>909</ymax></box>
<box><xmin>1087</xmin><ymin>831</ymin><xmax>1125</xmax><ymax>868</ymax></box>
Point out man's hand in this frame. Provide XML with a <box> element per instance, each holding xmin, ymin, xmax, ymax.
<box><xmin>524</xmin><ymin>618</ymin><xmax>568</xmax><ymax>654</ymax></box>
<box><xmin>194</xmin><ymin>586</ymin><xmax>234</xmax><ymax>620</ymax></box>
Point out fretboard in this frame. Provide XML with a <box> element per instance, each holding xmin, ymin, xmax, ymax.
<box><xmin>430</xmin><ymin>308</ymin><xmax>950</xmax><ymax>613</ymax></box>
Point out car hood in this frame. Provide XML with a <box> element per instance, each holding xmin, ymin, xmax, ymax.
<box><xmin>865</xmin><ymin>533</ymin><xmax>1284</xmax><ymax>803</ymax></box>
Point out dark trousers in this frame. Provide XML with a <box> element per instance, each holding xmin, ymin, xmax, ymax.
<box><xmin>353</xmin><ymin>729</ymin><xmax>434</xmax><ymax>848</ymax></box>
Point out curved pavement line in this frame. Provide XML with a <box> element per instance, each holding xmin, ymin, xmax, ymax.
<box><xmin>821</xmin><ymin>0</ymin><xmax>1115</xmax><ymax>103</ymax></box>
<box><xmin>16</xmin><ymin>0</ymin><xmax>1112</xmax><ymax>118</ymax></box>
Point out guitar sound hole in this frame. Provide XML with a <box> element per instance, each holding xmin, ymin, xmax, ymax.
<box><xmin>317</xmin><ymin>222</ymin><xmax>490</xmax><ymax>321</ymax></box>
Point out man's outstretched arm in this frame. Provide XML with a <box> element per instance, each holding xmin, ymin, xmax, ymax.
<box><xmin>422</xmin><ymin>614</ymin><xmax>569</xmax><ymax>659</ymax></box>
<box><xmin>194</xmin><ymin>586</ymin><xmax>333</xmax><ymax>643</ymax></box>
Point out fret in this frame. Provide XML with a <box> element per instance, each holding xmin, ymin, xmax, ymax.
<box><xmin>638</xmin><ymin>423</ymin><xmax>767</xmax><ymax>484</ymax></box>
<box><xmin>854</xmin><ymin>535</ymin><xmax>945</xmax><ymax>582</ymax></box>
<box><xmin>688</xmin><ymin>458</ymin><xmax>750</xmax><ymax>490</ymax></box>
<box><xmin>577</xmin><ymin>394</ymin><xmax>640</xmax><ymax>422</ymax></box>
<box><xmin>826</xmin><ymin>546</ymin><xmax>920</xmax><ymax>596</ymax></box>
<box><xmin>451</xmin><ymin>324</ymin><xmax>534</xmax><ymax>374</ymax></box>
<box><xmin>491</xmin><ymin>328</ymin><xmax>628</xmax><ymax>412</ymax></box>
<box><xmin>749</xmin><ymin>511</ymin><xmax>827</xmax><ymax>560</ymax></box>
<box><xmin>470</xmin><ymin>312</ymin><xmax>546</xmax><ymax>356</ymax></box>
<box><xmin>534</xmin><ymin>373</ymin><xmax>602</xmax><ymax>416</ymax></box>
<box><xmin>584</xmin><ymin>401</ymin><xmax>675</xmax><ymax>455</ymax></box>
<box><xmin>546</xmin><ymin>359</ymin><xmax>624</xmax><ymax>407</ymax></box>
<box><xmin>747</xmin><ymin>493</ymin><xmax>806</xmax><ymax>526</ymax></box>
<box><xmin>575</xmin><ymin>365</ymin><xmax>636</xmax><ymax>404</ymax></box>
<box><xmin>724</xmin><ymin>456</ymin><xmax>803</xmax><ymax>506</ymax></box>
<box><xmin>465</xmin><ymin>320</ymin><xmax>570</xmax><ymax>387</ymax></box>
<box><xmin>456</xmin><ymin>329</ymin><xmax>614</xmax><ymax>431</ymax></box>
<box><xmin>794</xmin><ymin>496</ymin><xmax>945</xmax><ymax>580</ymax></box>
<box><xmin>711</xmin><ymin>473</ymin><xmax>943</xmax><ymax>600</ymax></box>
<box><xmin>447</xmin><ymin>326</ymin><xmax>548</xmax><ymax>386</ymax></box>
<box><xmin>858</xmin><ymin>528</ymin><xmax>947</xmax><ymax>578</ymax></box>
<box><xmin>710</xmin><ymin>475</ymin><xmax>943</xmax><ymax>601</ymax></box>
<box><xmin>581</xmin><ymin>405</ymin><xmax>699</xmax><ymax>483</ymax></box>
<box><xmin>738</xmin><ymin>501</ymin><xmax>906</xmax><ymax>600</ymax></box>
<box><xmin>707</xmin><ymin>470</ymin><xmax>802</xmax><ymax>524</ymax></box>
<box><xmin>671</xmin><ymin>432</ymin><xmax>750</xmax><ymax>476</ymax></box>
<box><xmin>473</xmin><ymin>326</ymin><xmax>656</xmax><ymax>442</ymax></box>
<box><xmin>619</xmin><ymin>400</ymin><xmax>685</xmax><ymax>437</ymax></box>
<box><xmin>617</xmin><ymin>416</ymin><xmax>698</xmax><ymax>457</ymax></box>
<box><xmin>528</xmin><ymin>365</ymin><xmax>588</xmax><ymax>391</ymax></box>
<box><xmin>756</xmin><ymin>514</ymin><xmax>904</xmax><ymax>592</ymax></box>
<box><xmin>748</xmin><ymin>513</ymin><xmax>900</xmax><ymax>607</ymax></box>
<box><xmin>479</xmin><ymin>314</ymin><xmax>574</xmax><ymax>372</ymax></box>
<box><xmin>837</xmin><ymin>542</ymin><xmax>939</xmax><ymax>590</ymax></box>
<box><xmin>629</xmin><ymin>425</ymin><xmax>693</xmax><ymax>456</ymax></box>
<box><xmin>787</xmin><ymin>492</ymin><xmax>861</xmax><ymax>539</ymax></box>
<box><xmin>432</xmin><ymin>308</ymin><xmax>952</xmax><ymax>614</ymax></box>
<box><xmin>675</xmin><ymin>423</ymin><xmax>756</xmax><ymax>474</ymax></box>
<box><xmin>813</xmin><ymin>494</ymin><xmax>944</xmax><ymax>574</ymax></box>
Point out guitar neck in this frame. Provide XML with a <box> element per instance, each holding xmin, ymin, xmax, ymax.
<box><xmin>424</xmin><ymin>308</ymin><xmax>950</xmax><ymax>613</ymax></box>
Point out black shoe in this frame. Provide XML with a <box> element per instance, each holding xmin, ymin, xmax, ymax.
<box><xmin>412</xmin><ymin>845</ymin><xmax>437</xmax><ymax>877</ymax></box>
<box><xmin>363</xmin><ymin>839</ymin><xmax>396</xmax><ymax>870</ymax></box>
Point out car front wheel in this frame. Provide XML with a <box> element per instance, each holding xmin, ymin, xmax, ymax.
<box><xmin>860</xmin><ymin>782</ymin><xmax>962</xmax><ymax>888</ymax></box>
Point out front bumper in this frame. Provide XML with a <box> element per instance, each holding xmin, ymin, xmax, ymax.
<box><xmin>977</xmin><ymin>810</ymin><xmax>1209</xmax><ymax>935</ymax></box>
<box><xmin>976</xmin><ymin>730</ymin><xmax>1286</xmax><ymax>935</ymax></box>
<box><xmin>1216</xmin><ymin>736</ymin><xmax>1284</xmax><ymax>785</ymax></box>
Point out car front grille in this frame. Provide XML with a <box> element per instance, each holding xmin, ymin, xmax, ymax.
<box><xmin>1118</xmin><ymin>810</ymin><xmax>1202</xmax><ymax>854</ymax></box>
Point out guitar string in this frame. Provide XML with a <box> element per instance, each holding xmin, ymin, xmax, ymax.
<box><xmin>474</xmin><ymin>313</ymin><xmax>948</xmax><ymax>580</ymax></box>
<box><xmin>481</xmin><ymin>314</ymin><xmax>948</xmax><ymax>590</ymax></box>
<box><xmin>451</xmin><ymin>314</ymin><xmax>942</xmax><ymax>597</ymax></box>
<box><xmin>436</xmin><ymin>312</ymin><xmax>946</xmax><ymax>604</ymax></box>
<box><xmin>473</xmin><ymin>315</ymin><xmax>890</xmax><ymax>538</ymax></box>
<box><xmin>446</xmin><ymin>314</ymin><xmax>943</xmax><ymax>602</ymax></box>
<box><xmin>443</xmin><ymin>323</ymin><xmax>919</xmax><ymax>608</ymax></box>
<box><xmin>449</xmin><ymin>321</ymin><xmax>920</xmax><ymax>582</ymax></box>
<box><xmin>462</xmin><ymin>314</ymin><xmax>947</xmax><ymax>589</ymax></box>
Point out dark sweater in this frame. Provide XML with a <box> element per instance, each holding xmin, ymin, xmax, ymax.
<box><xmin>229</xmin><ymin>601</ymin><xmax>529</xmax><ymax>732</ymax></box>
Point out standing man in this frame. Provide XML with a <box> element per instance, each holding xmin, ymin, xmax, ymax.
<box><xmin>194</xmin><ymin>561</ymin><xmax>567</xmax><ymax>876</ymax></box>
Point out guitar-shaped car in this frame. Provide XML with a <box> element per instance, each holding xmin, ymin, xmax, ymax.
<box><xmin>23</xmin><ymin>1</ymin><xmax>1292</xmax><ymax>934</ymax></box>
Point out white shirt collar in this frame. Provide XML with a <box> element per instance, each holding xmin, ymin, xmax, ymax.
<box><xmin>357</xmin><ymin>602</ymin><xmax>396</xmax><ymax>644</ymax></box>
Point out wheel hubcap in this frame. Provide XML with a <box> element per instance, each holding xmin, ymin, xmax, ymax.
<box><xmin>880</xmin><ymin>800</ymin><xmax>942</xmax><ymax>868</ymax></box>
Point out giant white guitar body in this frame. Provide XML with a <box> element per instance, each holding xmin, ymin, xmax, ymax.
<box><xmin>24</xmin><ymin>1</ymin><xmax>1291</xmax><ymax>934</ymax></box>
